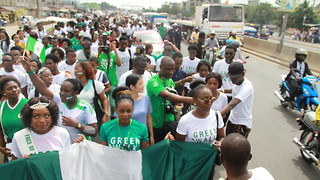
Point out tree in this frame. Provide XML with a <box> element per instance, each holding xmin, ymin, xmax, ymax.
<box><xmin>245</xmin><ymin>3</ymin><xmax>276</xmax><ymax>26</ymax></box>
<box><xmin>288</xmin><ymin>0</ymin><xmax>317</xmax><ymax>30</ymax></box>
<box><xmin>82</xmin><ymin>3</ymin><xmax>100</xmax><ymax>10</ymax></box>
<box><xmin>100</xmin><ymin>2</ymin><xmax>117</xmax><ymax>10</ymax></box>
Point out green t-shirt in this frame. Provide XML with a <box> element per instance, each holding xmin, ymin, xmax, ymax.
<box><xmin>98</xmin><ymin>52</ymin><xmax>118</xmax><ymax>86</ymax></box>
<box><xmin>100</xmin><ymin>119</ymin><xmax>149</xmax><ymax>151</ymax></box>
<box><xmin>70</xmin><ymin>37</ymin><xmax>83</xmax><ymax>51</ymax></box>
<box><xmin>1</xmin><ymin>98</ymin><xmax>28</xmax><ymax>140</ymax></box>
<box><xmin>147</xmin><ymin>74</ymin><xmax>175</xmax><ymax>128</ymax></box>
<box><xmin>44</xmin><ymin>44</ymin><xmax>52</xmax><ymax>50</ymax></box>
<box><xmin>158</xmin><ymin>26</ymin><xmax>167</xmax><ymax>39</ymax></box>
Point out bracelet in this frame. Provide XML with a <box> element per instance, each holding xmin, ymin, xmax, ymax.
<box><xmin>104</xmin><ymin>111</ymin><xmax>109</xmax><ymax>116</ymax></box>
<box><xmin>27</xmin><ymin>70</ymin><xmax>35</xmax><ymax>75</ymax></box>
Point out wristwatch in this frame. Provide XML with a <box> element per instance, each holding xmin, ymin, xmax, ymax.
<box><xmin>76</xmin><ymin>122</ymin><xmax>82</xmax><ymax>129</ymax></box>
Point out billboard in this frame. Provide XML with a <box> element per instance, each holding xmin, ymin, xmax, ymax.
<box><xmin>280</xmin><ymin>0</ymin><xmax>297</xmax><ymax>12</ymax></box>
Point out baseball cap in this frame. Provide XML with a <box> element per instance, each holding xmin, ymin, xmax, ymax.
<box><xmin>134</xmin><ymin>46</ymin><xmax>145</xmax><ymax>55</ymax></box>
<box><xmin>227</xmin><ymin>62</ymin><xmax>244</xmax><ymax>78</ymax></box>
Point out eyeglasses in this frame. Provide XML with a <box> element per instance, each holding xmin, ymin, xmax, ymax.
<box><xmin>225</xmin><ymin>52</ymin><xmax>234</xmax><ymax>55</ymax></box>
<box><xmin>197</xmin><ymin>97</ymin><xmax>215</xmax><ymax>104</ymax></box>
<box><xmin>164</xmin><ymin>49</ymin><xmax>173</xmax><ymax>52</ymax></box>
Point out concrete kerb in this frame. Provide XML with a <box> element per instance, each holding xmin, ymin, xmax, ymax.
<box><xmin>243</xmin><ymin>36</ymin><xmax>320</xmax><ymax>74</ymax></box>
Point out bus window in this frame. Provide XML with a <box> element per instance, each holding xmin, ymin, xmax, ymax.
<box><xmin>203</xmin><ymin>7</ymin><xmax>208</xmax><ymax>19</ymax></box>
<box><xmin>209</xmin><ymin>6</ymin><xmax>243</xmax><ymax>22</ymax></box>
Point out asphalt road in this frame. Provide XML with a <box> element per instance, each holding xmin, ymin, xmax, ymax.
<box><xmin>179</xmin><ymin>42</ymin><xmax>320</xmax><ymax>180</ymax></box>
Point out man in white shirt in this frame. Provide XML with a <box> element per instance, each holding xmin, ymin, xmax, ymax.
<box><xmin>45</xmin><ymin>37</ymin><xmax>65</xmax><ymax>56</ymax></box>
<box><xmin>219</xmin><ymin>133</ymin><xmax>274</xmax><ymax>180</ymax></box>
<box><xmin>80</xmin><ymin>24</ymin><xmax>91</xmax><ymax>38</ymax></box>
<box><xmin>76</xmin><ymin>37</ymin><xmax>97</xmax><ymax>61</ymax></box>
<box><xmin>0</xmin><ymin>53</ymin><xmax>28</xmax><ymax>97</ymax></box>
<box><xmin>213</xmin><ymin>46</ymin><xmax>237</xmax><ymax>101</ymax></box>
<box><xmin>58</xmin><ymin>48</ymin><xmax>77</xmax><ymax>78</ymax></box>
<box><xmin>118</xmin><ymin>56</ymin><xmax>152</xmax><ymax>95</ymax></box>
<box><xmin>53</xmin><ymin>25</ymin><xmax>65</xmax><ymax>37</ymax></box>
<box><xmin>181</xmin><ymin>44</ymin><xmax>201</xmax><ymax>76</ymax></box>
<box><xmin>45</xmin><ymin>54</ymin><xmax>67</xmax><ymax>85</ymax></box>
<box><xmin>116</xmin><ymin>36</ymin><xmax>131</xmax><ymax>79</ymax></box>
<box><xmin>220</xmin><ymin>62</ymin><xmax>254</xmax><ymax>138</ymax></box>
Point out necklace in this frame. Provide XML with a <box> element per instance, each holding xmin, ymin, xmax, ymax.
<box><xmin>117</xmin><ymin>119</ymin><xmax>132</xmax><ymax>150</ymax></box>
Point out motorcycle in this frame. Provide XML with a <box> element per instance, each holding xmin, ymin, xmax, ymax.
<box><xmin>293</xmin><ymin>111</ymin><xmax>320</xmax><ymax>166</ymax></box>
<box><xmin>205</xmin><ymin>47</ymin><xmax>218</xmax><ymax>67</ymax></box>
<box><xmin>260</xmin><ymin>33</ymin><xmax>269</xmax><ymax>40</ymax></box>
<box><xmin>274</xmin><ymin>75</ymin><xmax>320</xmax><ymax>113</ymax></box>
<box><xmin>233</xmin><ymin>56</ymin><xmax>249</xmax><ymax>64</ymax></box>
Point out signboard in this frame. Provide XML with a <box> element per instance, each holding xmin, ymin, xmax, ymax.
<box><xmin>280</xmin><ymin>0</ymin><xmax>297</xmax><ymax>12</ymax></box>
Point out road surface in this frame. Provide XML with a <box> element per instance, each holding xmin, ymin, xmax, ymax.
<box><xmin>179</xmin><ymin>42</ymin><xmax>320</xmax><ymax>180</ymax></box>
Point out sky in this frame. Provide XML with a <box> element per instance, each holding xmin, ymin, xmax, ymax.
<box><xmin>79</xmin><ymin>0</ymin><xmax>318</xmax><ymax>10</ymax></box>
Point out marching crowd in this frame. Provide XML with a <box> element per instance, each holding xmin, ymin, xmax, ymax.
<box><xmin>0</xmin><ymin>14</ymin><xmax>274</xmax><ymax>179</ymax></box>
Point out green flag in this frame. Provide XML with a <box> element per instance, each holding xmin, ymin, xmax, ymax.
<box><xmin>26</xmin><ymin>36</ymin><xmax>46</xmax><ymax>63</ymax></box>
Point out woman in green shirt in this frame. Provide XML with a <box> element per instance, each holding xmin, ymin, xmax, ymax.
<box><xmin>0</xmin><ymin>75</ymin><xmax>28</xmax><ymax>162</ymax></box>
<box><xmin>100</xmin><ymin>87</ymin><xmax>149</xmax><ymax>151</ymax></box>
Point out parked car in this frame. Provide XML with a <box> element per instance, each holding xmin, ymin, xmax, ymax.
<box><xmin>244</xmin><ymin>26</ymin><xmax>259</xmax><ymax>38</ymax></box>
<box><xmin>17</xmin><ymin>16</ymin><xmax>37</xmax><ymax>28</ymax></box>
<box><xmin>133</xmin><ymin>30</ymin><xmax>164</xmax><ymax>57</ymax></box>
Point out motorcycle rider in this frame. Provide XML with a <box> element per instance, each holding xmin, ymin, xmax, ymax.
<box><xmin>204</xmin><ymin>31</ymin><xmax>220</xmax><ymax>65</ymax></box>
<box><xmin>285</xmin><ymin>48</ymin><xmax>313</xmax><ymax>106</ymax></box>
<box><xmin>260</xmin><ymin>26</ymin><xmax>268</xmax><ymax>39</ymax></box>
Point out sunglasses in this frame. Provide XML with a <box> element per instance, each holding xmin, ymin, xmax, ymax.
<box><xmin>197</xmin><ymin>97</ymin><xmax>215</xmax><ymax>104</ymax></box>
<box><xmin>164</xmin><ymin>49</ymin><xmax>173</xmax><ymax>51</ymax></box>
<box><xmin>225</xmin><ymin>52</ymin><xmax>234</xmax><ymax>55</ymax></box>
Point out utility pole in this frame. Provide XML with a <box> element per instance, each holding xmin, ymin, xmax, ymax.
<box><xmin>278</xmin><ymin>12</ymin><xmax>288</xmax><ymax>52</ymax></box>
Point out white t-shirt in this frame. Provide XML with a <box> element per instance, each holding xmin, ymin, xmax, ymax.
<box><xmin>182</xmin><ymin>56</ymin><xmax>200</xmax><ymax>74</ymax></box>
<box><xmin>13</xmin><ymin>64</ymin><xmax>26</xmax><ymax>73</ymax></box>
<box><xmin>155</xmin><ymin>56</ymin><xmax>164</xmax><ymax>72</ymax></box>
<box><xmin>218</xmin><ymin>167</ymin><xmax>274</xmax><ymax>180</ymax></box>
<box><xmin>229</xmin><ymin>78</ymin><xmax>254</xmax><ymax>128</ymax></box>
<box><xmin>58</xmin><ymin>60</ymin><xmax>77</xmax><ymax>78</ymax></box>
<box><xmin>29</xmin><ymin>83</ymin><xmax>61</xmax><ymax>99</ymax></box>
<box><xmin>45</xmin><ymin>47</ymin><xmax>66</xmax><ymax>56</ymax></box>
<box><xmin>177</xmin><ymin>110</ymin><xmax>224</xmax><ymax>144</ymax></box>
<box><xmin>185</xmin><ymin>73</ymin><xmax>206</xmax><ymax>90</ymax></box>
<box><xmin>80</xmin><ymin>29</ymin><xmax>91</xmax><ymax>38</ymax></box>
<box><xmin>53</xmin><ymin>94</ymin><xmax>97</xmax><ymax>142</ymax></box>
<box><xmin>91</xmin><ymin>41</ymin><xmax>99</xmax><ymax>54</ymax></box>
<box><xmin>53</xmin><ymin>29</ymin><xmax>64</xmax><ymax>36</ymax></box>
<box><xmin>11</xmin><ymin>126</ymin><xmax>71</xmax><ymax>158</ymax></box>
<box><xmin>211</xmin><ymin>92</ymin><xmax>228</xmax><ymax>111</ymax></box>
<box><xmin>118</xmin><ymin>70</ymin><xmax>153</xmax><ymax>96</ymax></box>
<box><xmin>213</xmin><ymin>59</ymin><xmax>233</xmax><ymax>97</ymax></box>
<box><xmin>76</xmin><ymin>50</ymin><xmax>98</xmax><ymax>62</ymax></box>
<box><xmin>53</xmin><ymin>71</ymin><xmax>67</xmax><ymax>85</ymax></box>
<box><xmin>78</xmin><ymin>80</ymin><xmax>105</xmax><ymax>108</ymax></box>
<box><xmin>146</xmin><ymin>55</ymin><xmax>156</xmax><ymax>66</ymax></box>
<box><xmin>116</xmin><ymin>49</ymin><xmax>131</xmax><ymax>80</ymax></box>
<box><xmin>0</xmin><ymin>69</ymin><xmax>27</xmax><ymax>88</ymax></box>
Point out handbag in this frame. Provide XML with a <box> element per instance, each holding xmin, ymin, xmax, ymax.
<box><xmin>92</xmin><ymin>80</ymin><xmax>104</xmax><ymax>126</ymax></box>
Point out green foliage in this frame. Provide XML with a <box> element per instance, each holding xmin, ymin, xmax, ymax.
<box><xmin>157</xmin><ymin>4</ymin><xmax>182</xmax><ymax>15</ymax></box>
<box><xmin>82</xmin><ymin>3</ymin><xmax>100</xmax><ymax>10</ymax></box>
<box><xmin>100</xmin><ymin>2</ymin><xmax>117</xmax><ymax>10</ymax></box>
<box><xmin>245</xmin><ymin>3</ymin><xmax>276</xmax><ymax>26</ymax></box>
<box><xmin>287</xmin><ymin>0</ymin><xmax>317</xmax><ymax>30</ymax></box>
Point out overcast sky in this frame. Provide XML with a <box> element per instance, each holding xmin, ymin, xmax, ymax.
<box><xmin>79</xmin><ymin>0</ymin><xmax>318</xmax><ymax>9</ymax></box>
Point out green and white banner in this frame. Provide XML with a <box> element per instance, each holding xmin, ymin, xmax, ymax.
<box><xmin>0</xmin><ymin>140</ymin><xmax>218</xmax><ymax>180</ymax></box>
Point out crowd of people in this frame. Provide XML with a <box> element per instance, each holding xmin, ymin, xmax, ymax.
<box><xmin>0</xmin><ymin>14</ymin><xmax>274</xmax><ymax>179</ymax></box>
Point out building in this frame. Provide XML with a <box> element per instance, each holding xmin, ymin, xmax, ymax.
<box><xmin>0</xmin><ymin>0</ymin><xmax>78</xmax><ymax>19</ymax></box>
